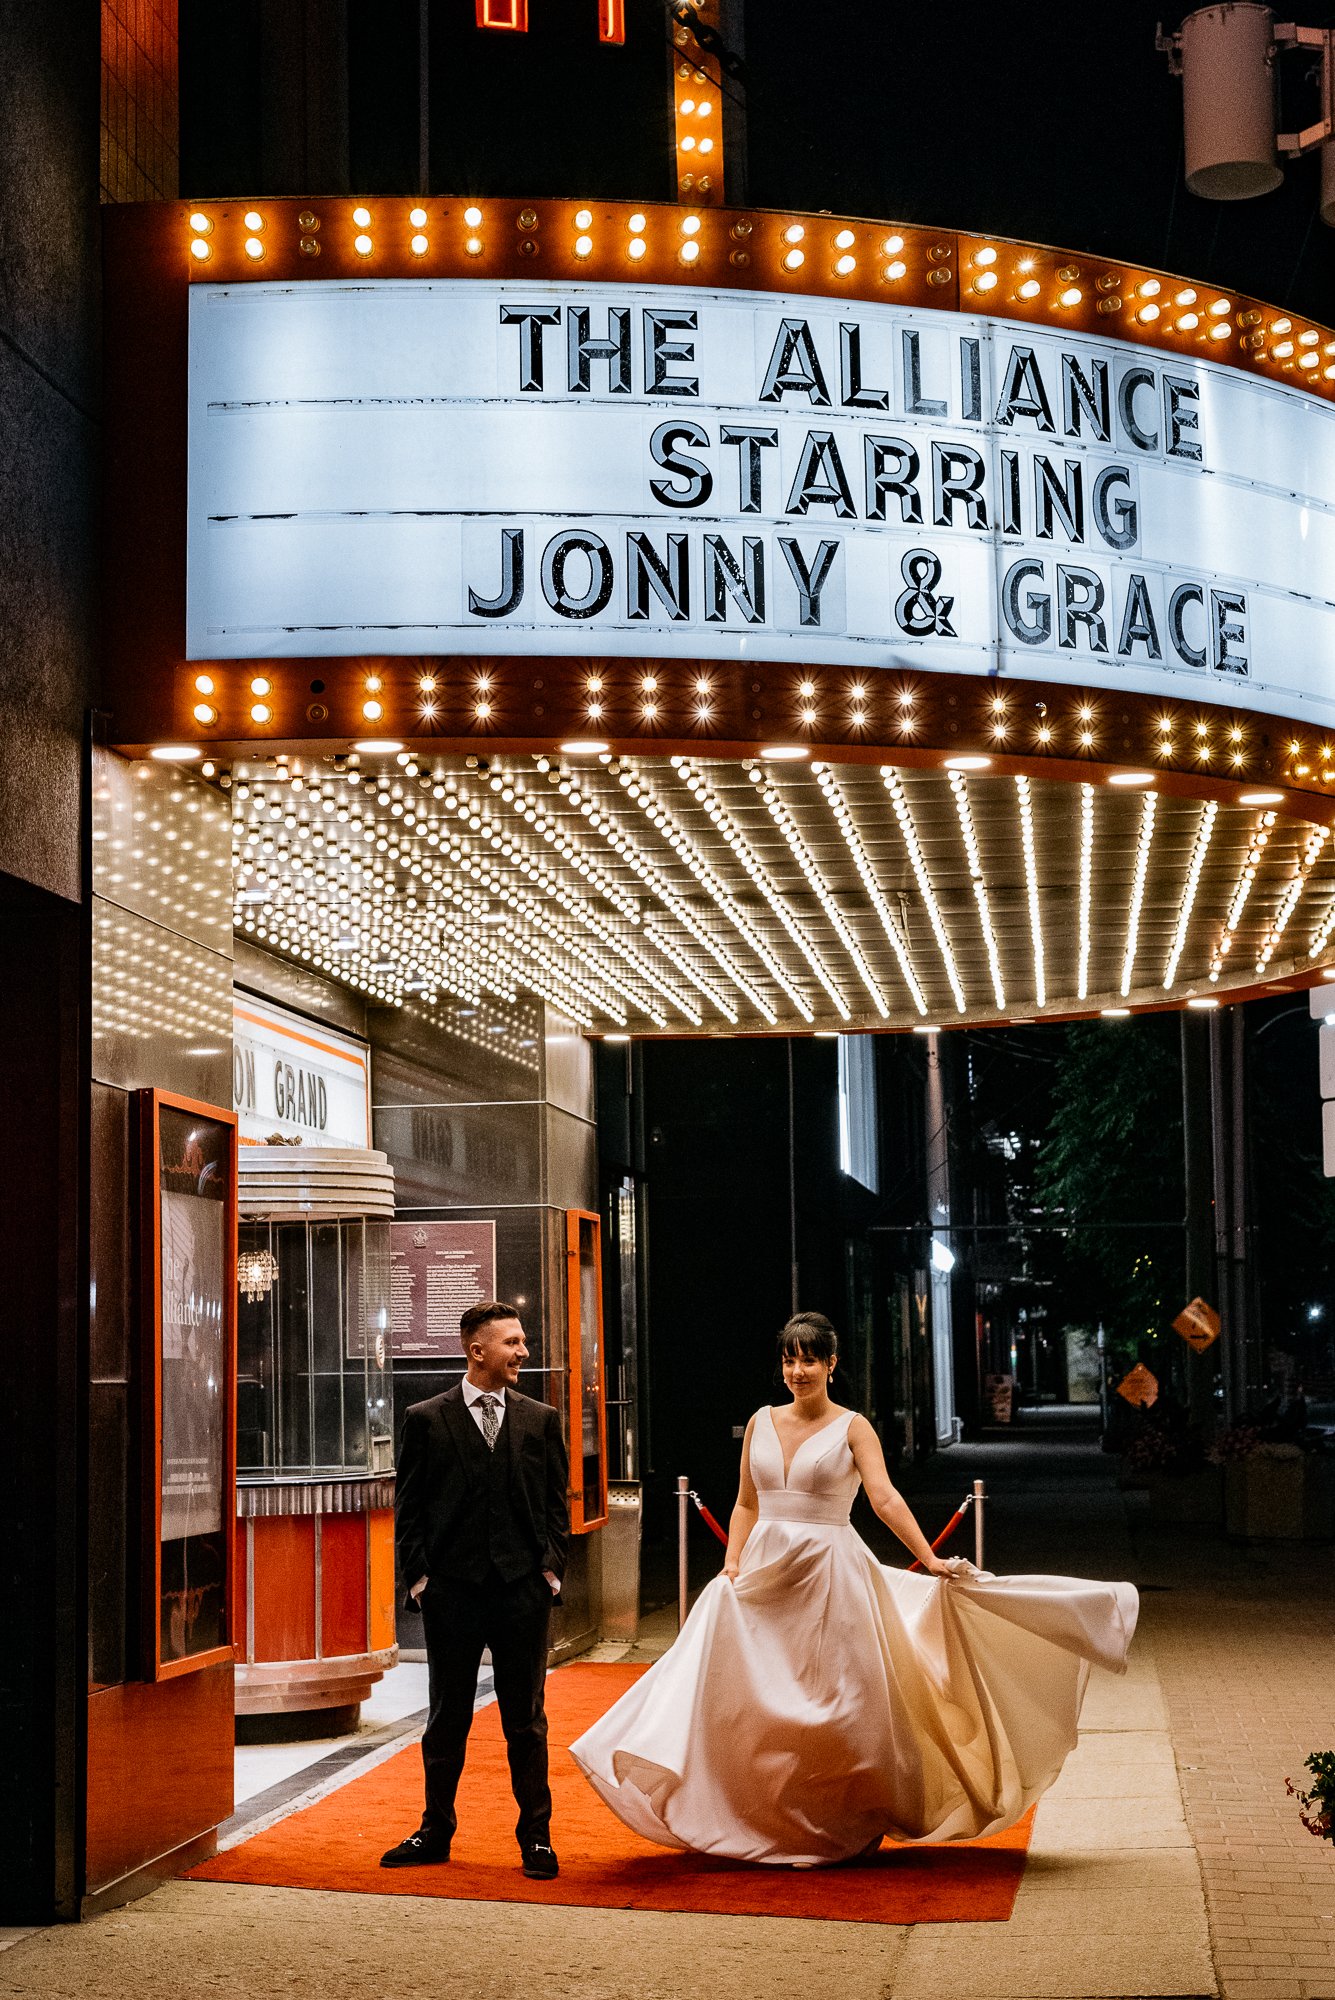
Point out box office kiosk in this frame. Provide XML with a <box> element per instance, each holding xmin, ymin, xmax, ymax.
<box><xmin>234</xmin><ymin>1145</ymin><xmax>397</xmax><ymax>1724</ymax></box>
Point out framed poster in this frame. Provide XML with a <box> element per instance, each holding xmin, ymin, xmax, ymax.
<box><xmin>386</xmin><ymin>1219</ymin><xmax>497</xmax><ymax>1359</ymax></box>
<box><xmin>139</xmin><ymin>1089</ymin><xmax>238</xmax><ymax>1681</ymax></box>
<box><xmin>565</xmin><ymin>1209</ymin><xmax>608</xmax><ymax>1533</ymax></box>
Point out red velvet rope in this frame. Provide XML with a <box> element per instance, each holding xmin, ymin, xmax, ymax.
<box><xmin>689</xmin><ymin>1491</ymin><xmax>973</xmax><ymax>1567</ymax></box>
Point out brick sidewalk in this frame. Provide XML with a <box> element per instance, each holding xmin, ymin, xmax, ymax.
<box><xmin>903</xmin><ymin>1416</ymin><xmax>1335</xmax><ymax>2000</ymax></box>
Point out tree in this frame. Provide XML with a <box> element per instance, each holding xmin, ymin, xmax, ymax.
<box><xmin>1033</xmin><ymin>1018</ymin><xmax>1185</xmax><ymax>1372</ymax></box>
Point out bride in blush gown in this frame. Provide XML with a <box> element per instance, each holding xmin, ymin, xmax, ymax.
<box><xmin>570</xmin><ymin>1312</ymin><xmax>1139</xmax><ymax>1868</ymax></box>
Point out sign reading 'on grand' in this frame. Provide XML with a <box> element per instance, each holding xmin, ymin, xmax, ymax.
<box><xmin>187</xmin><ymin>279</ymin><xmax>1335</xmax><ymax>724</ymax></box>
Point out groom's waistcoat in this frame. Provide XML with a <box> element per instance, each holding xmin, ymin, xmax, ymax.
<box><xmin>440</xmin><ymin>1404</ymin><xmax>538</xmax><ymax>1585</ymax></box>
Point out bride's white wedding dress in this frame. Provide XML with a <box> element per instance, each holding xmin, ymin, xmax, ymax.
<box><xmin>570</xmin><ymin>1406</ymin><xmax>1139</xmax><ymax>1866</ymax></box>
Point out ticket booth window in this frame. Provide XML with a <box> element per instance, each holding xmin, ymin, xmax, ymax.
<box><xmin>237</xmin><ymin>1216</ymin><xmax>393</xmax><ymax>1477</ymax></box>
<box><xmin>566</xmin><ymin>1208</ymin><xmax>608</xmax><ymax>1531</ymax></box>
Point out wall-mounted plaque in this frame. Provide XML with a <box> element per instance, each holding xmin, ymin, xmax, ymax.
<box><xmin>388</xmin><ymin>1219</ymin><xmax>497</xmax><ymax>1359</ymax></box>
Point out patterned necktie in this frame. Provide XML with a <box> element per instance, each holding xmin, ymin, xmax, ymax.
<box><xmin>477</xmin><ymin>1394</ymin><xmax>501</xmax><ymax>1451</ymax></box>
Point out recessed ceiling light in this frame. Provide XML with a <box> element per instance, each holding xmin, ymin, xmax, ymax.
<box><xmin>944</xmin><ymin>755</ymin><xmax>991</xmax><ymax>771</ymax></box>
<box><xmin>1101</xmin><ymin>1007</ymin><xmax>1131</xmax><ymax>1017</ymax></box>
<box><xmin>1187</xmin><ymin>996</ymin><xmax>1221</xmax><ymax>1009</ymax></box>
<box><xmin>603</xmin><ymin>1033</ymin><xmax>630</xmax><ymax>1042</ymax></box>
<box><xmin>760</xmin><ymin>744</ymin><xmax>809</xmax><ymax>760</ymax></box>
<box><xmin>1238</xmin><ymin>790</ymin><xmax>1284</xmax><ymax>805</ymax></box>
<box><xmin>150</xmin><ymin>744</ymin><xmax>201</xmax><ymax>761</ymax></box>
<box><xmin>353</xmin><ymin>739</ymin><xmax>404</xmax><ymax>753</ymax></box>
<box><xmin>912</xmin><ymin>1024</ymin><xmax>942</xmax><ymax>1033</ymax></box>
<box><xmin>1108</xmin><ymin>771</ymin><xmax>1154</xmax><ymax>786</ymax></box>
<box><xmin>560</xmin><ymin>740</ymin><xmax>609</xmax><ymax>755</ymax></box>
<box><xmin>813</xmin><ymin>1029</ymin><xmax>839</xmax><ymax>1038</ymax></box>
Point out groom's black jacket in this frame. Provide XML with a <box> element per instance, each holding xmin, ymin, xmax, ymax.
<box><xmin>395</xmin><ymin>1384</ymin><xmax>569</xmax><ymax>1594</ymax></box>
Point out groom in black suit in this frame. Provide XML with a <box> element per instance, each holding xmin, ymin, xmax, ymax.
<box><xmin>381</xmin><ymin>1300</ymin><xmax>569</xmax><ymax>1878</ymax></box>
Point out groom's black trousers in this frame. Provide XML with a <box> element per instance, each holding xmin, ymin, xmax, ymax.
<box><xmin>419</xmin><ymin>1567</ymin><xmax>553</xmax><ymax>1847</ymax></box>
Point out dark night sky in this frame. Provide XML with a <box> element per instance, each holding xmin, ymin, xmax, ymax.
<box><xmin>182</xmin><ymin>1</ymin><xmax>1335</xmax><ymax>321</ymax></box>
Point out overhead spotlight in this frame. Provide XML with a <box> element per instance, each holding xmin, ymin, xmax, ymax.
<box><xmin>1159</xmin><ymin>8</ymin><xmax>1335</xmax><ymax>223</ymax></box>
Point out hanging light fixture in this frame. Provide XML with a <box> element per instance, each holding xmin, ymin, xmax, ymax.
<box><xmin>237</xmin><ymin>1244</ymin><xmax>279</xmax><ymax>1303</ymax></box>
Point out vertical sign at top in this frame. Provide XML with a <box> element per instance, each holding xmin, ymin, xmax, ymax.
<box><xmin>475</xmin><ymin>0</ymin><xmax>624</xmax><ymax>41</ymax></box>
<box><xmin>673</xmin><ymin>1</ymin><xmax>726</xmax><ymax>205</ymax></box>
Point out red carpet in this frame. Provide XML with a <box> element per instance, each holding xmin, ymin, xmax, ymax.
<box><xmin>191</xmin><ymin>1665</ymin><xmax>1032</xmax><ymax>1923</ymax></box>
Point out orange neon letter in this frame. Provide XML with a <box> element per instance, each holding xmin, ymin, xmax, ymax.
<box><xmin>599</xmin><ymin>0</ymin><xmax>626</xmax><ymax>42</ymax></box>
<box><xmin>476</xmin><ymin>0</ymin><xmax>529</xmax><ymax>29</ymax></box>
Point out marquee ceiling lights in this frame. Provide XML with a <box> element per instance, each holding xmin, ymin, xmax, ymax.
<box><xmin>221</xmin><ymin>752</ymin><xmax>1335</xmax><ymax>1036</ymax></box>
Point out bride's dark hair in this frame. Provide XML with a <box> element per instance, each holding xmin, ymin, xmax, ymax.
<box><xmin>778</xmin><ymin>1311</ymin><xmax>838</xmax><ymax>1364</ymax></box>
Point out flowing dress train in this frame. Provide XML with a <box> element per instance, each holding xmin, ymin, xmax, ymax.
<box><xmin>570</xmin><ymin>1406</ymin><xmax>1138</xmax><ymax>1866</ymax></box>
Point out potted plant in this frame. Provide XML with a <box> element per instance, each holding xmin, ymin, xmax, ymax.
<box><xmin>1212</xmin><ymin>1428</ymin><xmax>1335</xmax><ymax>1541</ymax></box>
<box><xmin>1286</xmin><ymin>1754</ymin><xmax>1335</xmax><ymax>1844</ymax></box>
<box><xmin>1122</xmin><ymin>1425</ymin><xmax>1223</xmax><ymax>1525</ymax></box>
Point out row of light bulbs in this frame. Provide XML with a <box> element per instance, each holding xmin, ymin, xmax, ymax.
<box><xmin>180</xmin><ymin>200</ymin><xmax>1335</xmax><ymax>388</ymax></box>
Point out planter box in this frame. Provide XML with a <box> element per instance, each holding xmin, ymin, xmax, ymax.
<box><xmin>1225</xmin><ymin>1454</ymin><xmax>1335</xmax><ymax>1541</ymax></box>
<box><xmin>1146</xmin><ymin>1466</ymin><xmax>1224</xmax><ymax>1526</ymax></box>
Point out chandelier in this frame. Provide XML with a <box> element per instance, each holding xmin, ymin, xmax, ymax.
<box><xmin>237</xmin><ymin>1244</ymin><xmax>279</xmax><ymax>1304</ymax></box>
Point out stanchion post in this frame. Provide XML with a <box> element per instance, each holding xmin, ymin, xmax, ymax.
<box><xmin>973</xmin><ymin>1478</ymin><xmax>985</xmax><ymax>1568</ymax></box>
<box><xmin>677</xmin><ymin>1476</ymin><xmax>690</xmax><ymax>1630</ymax></box>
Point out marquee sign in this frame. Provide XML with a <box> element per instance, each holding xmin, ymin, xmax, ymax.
<box><xmin>187</xmin><ymin>278</ymin><xmax>1335</xmax><ymax>726</ymax></box>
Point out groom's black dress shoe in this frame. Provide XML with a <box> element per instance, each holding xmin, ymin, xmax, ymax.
<box><xmin>380</xmin><ymin>1831</ymin><xmax>452</xmax><ymax>1868</ymax></box>
<box><xmin>521</xmin><ymin>1842</ymin><xmax>560</xmax><ymax>1880</ymax></box>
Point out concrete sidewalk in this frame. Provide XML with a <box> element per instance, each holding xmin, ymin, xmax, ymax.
<box><xmin>2</xmin><ymin>1413</ymin><xmax>1330</xmax><ymax>1999</ymax></box>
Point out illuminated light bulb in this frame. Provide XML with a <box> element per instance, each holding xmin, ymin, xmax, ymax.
<box><xmin>698</xmin><ymin>137</ymin><xmax>714</xmax><ymax>153</ymax></box>
<box><xmin>574</xmin><ymin>209</ymin><xmax>593</xmax><ymax>229</ymax></box>
<box><xmin>194</xmin><ymin>674</ymin><xmax>215</xmax><ymax>695</ymax></box>
<box><xmin>1300</xmin><ymin>328</ymin><xmax>1319</xmax><ymax>346</ymax></box>
<box><xmin>784</xmin><ymin>223</ymin><xmax>805</xmax><ymax>243</ymax></box>
<box><xmin>188</xmin><ymin>212</ymin><xmax>212</xmax><ymax>235</ymax></box>
<box><xmin>974</xmin><ymin>245</ymin><xmax>997</xmax><ymax>266</ymax></box>
<box><xmin>973</xmin><ymin>270</ymin><xmax>998</xmax><ymax>292</ymax></box>
<box><xmin>250</xmin><ymin>676</ymin><xmax>271</xmax><ymax>696</ymax></box>
<box><xmin>1137</xmin><ymin>278</ymin><xmax>1160</xmax><ymax>298</ymax></box>
<box><xmin>464</xmin><ymin>235</ymin><xmax>482</xmax><ymax>256</ymax></box>
<box><xmin>628</xmin><ymin>213</ymin><xmax>646</xmax><ymax>233</ymax></box>
<box><xmin>354</xmin><ymin>233</ymin><xmax>373</xmax><ymax>255</ymax></box>
<box><xmin>1177</xmin><ymin>312</ymin><xmax>1200</xmax><ymax>331</ymax></box>
<box><xmin>884</xmin><ymin>233</ymin><xmax>904</xmax><ymax>254</ymax></box>
<box><xmin>1209</xmin><ymin>297</ymin><xmax>1231</xmax><ymax>316</ymax></box>
<box><xmin>1018</xmin><ymin>278</ymin><xmax>1041</xmax><ymax>299</ymax></box>
<box><xmin>784</xmin><ymin>248</ymin><xmax>805</xmax><ymax>271</ymax></box>
<box><xmin>574</xmin><ymin>234</ymin><xmax>593</xmax><ymax>257</ymax></box>
<box><xmin>1209</xmin><ymin>322</ymin><xmax>1231</xmax><ymax>341</ymax></box>
<box><xmin>680</xmin><ymin>98</ymin><xmax>695</xmax><ymax>114</ymax></box>
<box><xmin>250</xmin><ymin>703</ymin><xmax>271</xmax><ymax>724</ymax></box>
<box><xmin>1271</xmin><ymin>316</ymin><xmax>1292</xmax><ymax>335</ymax></box>
<box><xmin>834</xmin><ymin>229</ymin><xmax>856</xmax><ymax>249</ymax></box>
<box><xmin>352</xmin><ymin>207</ymin><xmax>371</xmax><ymax>227</ymax></box>
<box><xmin>411</xmin><ymin>233</ymin><xmax>429</xmax><ymax>255</ymax></box>
<box><xmin>243</xmin><ymin>211</ymin><xmax>263</xmax><ymax>232</ymax></box>
<box><xmin>1301</xmin><ymin>351</ymin><xmax>1319</xmax><ymax>369</ymax></box>
<box><xmin>193</xmin><ymin>703</ymin><xmax>217</xmax><ymax>725</ymax></box>
<box><xmin>628</xmin><ymin>237</ymin><xmax>647</xmax><ymax>260</ymax></box>
<box><xmin>835</xmin><ymin>254</ymin><xmax>856</xmax><ymax>276</ymax></box>
<box><xmin>1325</xmin><ymin>365</ymin><xmax>1335</xmax><ymax>381</ymax></box>
<box><xmin>463</xmin><ymin>206</ymin><xmax>483</xmax><ymax>227</ymax></box>
<box><xmin>190</xmin><ymin>239</ymin><xmax>210</xmax><ymax>261</ymax></box>
<box><xmin>884</xmin><ymin>260</ymin><xmax>907</xmax><ymax>281</ymax></box>
<box><xmin>1059</xmin><ymin>285</ymin><xmax>1082</xmax><ymax>307</ymax></box>
<box><xmin>409</xmin><ymin>207</ymin><xmax>427</xmax><ymax>227</ymax></box>
<box><xmin>365</xmin><ymin>673</ymin><xmax>382</xmax><ymax>691</ymax></box>
<box><xmin>1137</xmin><ymin>302</ymin><xmax>1160</xmax><ymax>324</ymax></box>
<box><xmin>697</xmin><ymin>99</ymin><xmax>712</xmax><ymax>116</ymax></box>
<box><xmin>475</xmin><ymin>700</ymin><xmax>492</xmax><ymax>718</ymax></box>
<box><xmin>798</xmin><ymin>680</ymin><xmax>815</xmax><ymax>697</ymax></box>
<box><xmin>1038</xmin><ymin>724</ymin><xmax>1052</xmax><ymax>743</ymax></box>
<box><xmin>681</xmin><ymin>214</ymin><xmax>701</xmax><ymax>235</ymax></box>
<box><xmin>1175</xmin><ymin>287</ymin><xmax>1197</xmax><ymax>306</ymax></box>
<box><xmin>362</xmin><ymin>699</ymin><xmax>382</xmax><ymax>721</ymax></box>
<box><xmin>680</xmin><ymin>240</ymin><xmax>700</xmax><ymax>264</ymax></box>
<box><xmin>1273</xmin><ymin>340</ymin><xmax>1294</xmax><ymax>358</ymax></box>
<box><xmin>680</xmin><ymin>135</ymin><xmax>697</xmax><ymax>151</ymax></box>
